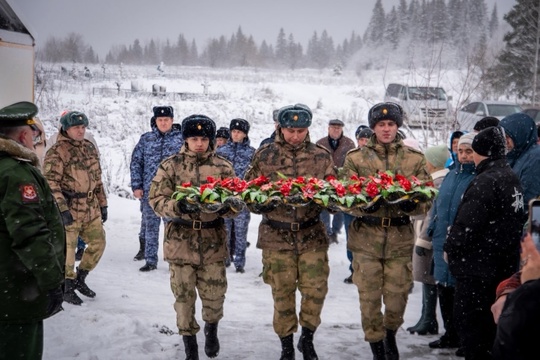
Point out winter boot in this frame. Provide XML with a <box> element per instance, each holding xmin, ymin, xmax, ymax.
<box><xmin>297</xmin><ymin>327</ymin><xmax>318</xmax><ymax>360</ymax></box>
<box><xmin>429</xmin><ymin>284</ymin><xmax>460</xmax><ymax>349</ymax></box>
<box><xmin>384</xmin><ymin>329</ymin><xmax>399</xmax><ymax>360</ymax></box>
<box><xmin>280</xmin><ymin>334</ymin><xmax>295</xmax><ymax>360</ymax></box>
<box><xmin>139</xmin><ymin>262</ymin><xmax>157</xmax><ymax>272</ymax></box>
<box><xmin>369</xmin><ymin>341</ymin><xmax>386</xmax><ymax>360</ymax></box>
<box><xmin>406</xmin><ymin>283</ymin><xmax>438</xmax><ymax>335</ymax></box>
<box><xmin>204</xmin><ymin>322</ymin><xmax>220</xmax><ymax>358</ymax></box>
<box><xmin>76</xmin><ymin>268</ymin><xmax>96</xmax><ymax>298</ymax></box>
<box><xmin>183</xmin><ymin>335</ymin><xmax>199</xmax><ymax>360</ymax></box>
<box><xmin>63</xmin><ymin>278</ymin><xmax>83</xmax><ymax>305</ymax></box>
<box><xmin>133</xmin><ymin>237</ymin><xmax>145</xmax><ymax>261</ymax></box>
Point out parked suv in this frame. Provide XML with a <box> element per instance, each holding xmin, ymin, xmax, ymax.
<box><xmin>384</xmin><ymin>83</ymin><xmax>452</xmax><ymax>127</ymax></box>
<box><xmin>456</xmin><ymin>101</ymin><xmax>522</xmax><ymax>131</ymax></box>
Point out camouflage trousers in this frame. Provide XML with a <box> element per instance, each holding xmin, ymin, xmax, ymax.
<box><xmin>169</xmin><ymin>262</ymin><xmax>227</xmax><ymax>336</ymax></box>
<box><xmin>65</xmin><ymin>216</ymin><xmax>106</xmax><ymax>279</ymax></box>
<box><xmin>141</xmin><ymin>199</ymin><xmax>162</xmax><ymax>266</ymax></box>
<box><xmin>352</xmin><ymin>251</ymin><xmax>412</xmax><ymax>342</ymax></box>
<box><xmin>224</xmin><ymin>208</ymin><xmax>250</xmax><ymax>268</ymax></box>
<box><xmin>261</xmin><ymin>249</ymin><xmax>329</xmax><ymax>337</ymax></box>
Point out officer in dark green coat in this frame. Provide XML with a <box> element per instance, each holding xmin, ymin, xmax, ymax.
<box><xmin>0</xmin><ymin>102</ymin><xmax>66</xmax><ymax>360</ymax></box>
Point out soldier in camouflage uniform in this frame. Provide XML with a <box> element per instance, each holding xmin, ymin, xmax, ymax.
<box><xmin>149</xmin><ymin>115</ymin><xmax>242</xmax><ymax>360</ymax></box>
<box><xmin>130</xmin><ymin>105</ymin><xmax>183</xmax><ymax>271</ymax></box>
<box><xmin>216</xmin><ymin>118</ymin><xmax>255</xmax><ymax>273</ymax></box>
<box><xmin>43</xmin><ymin>111</ymin><xmax>108</xmax><ymax>306</ymax></box>
<box><xmin>342</xmin><ymin>102</ymin><xmax>432</xmax><ymax>360</ymax></box>
<box><xmin>244</xmin><ymin>104</ymin><xmax>336</xmax><ymax>360</ymax></box>
<box><xmin>0</xmin><ymin>102</ymin><xmax>65</xmax><ymax>360</ymax></box>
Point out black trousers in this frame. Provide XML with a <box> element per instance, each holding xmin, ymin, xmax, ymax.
<box><xmin>0</xmin><ymin>320</ymin><xmax>43</xmax><ymax>360</ymax></box>
<box><xmin>454</xmin><ymin>277</ymin><xmax>498</xmax><ymax>360</ymax></box>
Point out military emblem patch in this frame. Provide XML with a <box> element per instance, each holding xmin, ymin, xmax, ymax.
<box><xmin>20</xmin><ymin>184</ymin><xmax>39</xmax><ymax>203</ymax></box>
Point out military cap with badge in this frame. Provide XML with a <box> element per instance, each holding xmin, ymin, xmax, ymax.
<box><xmin>368</xmin><ymin>102</ymin><xmax>404</xmax><ymax>128</ymax></box>
<box><xmin>0</xmin><ymin>101</ymin><xmax>40</xmax><ymax>131</ymax></box>
<box><xmin>181</xmin><ymin>114</ymin><xmax>216</xmax><ymax>140</ymax></box>
<box><xmin>229</xmin><ymin>118</ymin><xmax>250</xmax><ymax>134</ymax></box>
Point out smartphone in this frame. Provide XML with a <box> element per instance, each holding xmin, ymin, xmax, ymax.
<box><xmin>529</xmin><ymin>199</ymin><xmax>540</xmax><ymax>251</ymax></box>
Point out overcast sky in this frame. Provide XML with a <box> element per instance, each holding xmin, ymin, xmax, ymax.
<box><xmin>12</xmin><ymin>0</ymin><xmax>515</xmax><ymax>58</ymax></box>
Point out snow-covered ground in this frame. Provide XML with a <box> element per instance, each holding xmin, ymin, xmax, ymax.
<box><xmin>43</xmin><ymin>195</ymin><xmax>461</xmax><ymax>360</ymax></box>
<box><xmin>36</xmin><ymin>64</ymin><xmax>470</xmax><ymax>359</ymax></box>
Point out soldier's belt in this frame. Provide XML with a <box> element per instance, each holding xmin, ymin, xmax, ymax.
<box><xmin>172</xmin><ymin>217</ymin><xmax>224</xmax><ymax>230</ymax></box>
<box><xmin>62</xmin><ymin>190</ymin><xmax>94</xmax><ymax>199</ymax></box>
<box><xmin>358</xmin><ymin>215</ymin><xmax>411</xmax><ymax>227</ymax></box>
<box><xmin>262</xmin><ymin>217</ymin><xmax>320</xmax><ymax>232</ymax></box>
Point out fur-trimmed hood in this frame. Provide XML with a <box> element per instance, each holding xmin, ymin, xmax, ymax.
<box><xmin>0</xmin><ymin>134</ymin><xmax>40</xmax><ymax>167</ymax></box>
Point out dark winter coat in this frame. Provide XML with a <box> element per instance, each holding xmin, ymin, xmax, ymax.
<box><xmin>492</xmin><ymin>278</ymin><xmax>540</xmax><ymax>360</ymax></box>
<box><xmin>426</xmin><ymin>161</ymin><xmax>476</xmax><ymax>286</ymax></box>
<box><xmin>0</xmin><ymin>136</ymin><xmax>66</xmax><ymax>323</ymax></box>
<box><xmin>316</xmin><ymin>134</ymin><xmax>356</xmax><ymax>168</ymax></box>
<box><xmin>245</xmin><ymin>129</ymin><xmax>336</xmax><ymax>253</ymax></box>
<box><xmin>148</xmin><ymin>144</ymin><xmax>236</xmax><ymax>266</ymax></box>
<box><xmin>444</xmin><ymin>158</ymin><xmax>525</xmax><ymax>280</ymax></box>
<box><xmin>259</xmin><ymin>130</ymin><xmax>276</xmax><ymax>148</ymax></box>
<box><xmin>216</xmin><ymin>137</ymin><xmax>255</xmax><ymax>178</ymax></box>
<box><xmin>130</xmin><ymin>120</ymin><xmax>183</xmax><ymax>198</ymax></box>
<box><xmin>500</xmin><ymin>114</ymin><xmax>540</xmax><ymax>208</ymax></box>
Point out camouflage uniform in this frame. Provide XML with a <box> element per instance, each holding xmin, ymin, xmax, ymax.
<box><xmin>148</xmin><ymin>144</ymin><xmax>235</xmax><ymax>335</ymax></box>
<box><xmin>244</xmin><ymin>130</ymin><xmax>335</xmax><ymax>337</ymax></box>
<box><xmin>43</xmin><ymin>132</ymin><xmax>107</xmax><ymax>280</ymax></box>
<box><xmin>216</xmin><ymin>137</ymin><xmax>255</xmax><ymax>270</ymax></box>
<box><xmin>130</xmin><ymin>121</ymin><xmax>183</xmax><ymax>266</ymax></box>
<box><xmin>342</xmin><ymin>133</ymin><xmax>432</xmax><ymax>342</ymax></box>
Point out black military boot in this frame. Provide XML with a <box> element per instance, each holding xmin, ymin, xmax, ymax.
<box><xmin>297</xmin><ymin>327</ymin><xmax>318</xmax><ymax>360</ymax></box>
<box><xmin>279</xmin><ymin>334</ymin><xmax>295</xmax><ymax>360</ymax></box>
<box><xmin>133</xmin><ymin>237</ymin><xmax>145</xmax><ymax>261</ymax></box>
<box><xmin>384</xmin><ymin>329</ymin><xmax>399</xmax><ymax>360</ymax></box>
<box><xmin>369</xmin><ymin>341</ymin><xmax>386</xmax><ymax>360</ymax></box>
<box><xmin>204</xmin><ymin>322</ymin><xmax>220</xmax><ymax>358</ymax></box>
<box><xmin>406</xmin><ymin>283</ymin><xmax>438</xmax><ymax>335</ymax></box>
<box><xmin>183</xmin><ymin>335</ymin><xmax>199</xmax><ymax>360</ymax></box>
<box><xmin>76</xmin><ymin>267</ymin><xmax>96</xmax><ymax>298</ymax></box>
<box><xmin>63</xmin><ymin>278</ymin><xmax>83</xmax><ymax>305</ymax></box>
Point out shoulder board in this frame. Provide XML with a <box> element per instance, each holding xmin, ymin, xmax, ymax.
<box><xmin>346</xmin><ymin>147</ymin><xmax>363</xmax><ymax>155</ymax></box>
<box><xmin>214</xmin><ymin>153</ymin><xmax>233</xmax><ymax>164</ymax></box>
<box><xmin>403</xmin><ymin>145</ymin><xmax>424</xmax><ymax>155</ymax></box>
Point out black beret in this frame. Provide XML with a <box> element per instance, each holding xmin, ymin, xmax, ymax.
<box><xmin>278</xmin><ymin>104</ymin><xmax>312</xmax><ymax>128</ymax></box>
<box><xmin>153</xmin><ymin>106</ymin><xmax>174</xmax><ymax>118</ymax></box>
<box><xmin>181</xmin><ymin>115</ymin><xmax>216</xmax><ymax>140</ymax></box>
<box><xmin>216</xmin><ymin>127</ymin><xmax>230</xmax><ymax>139</ymax></box>
<box><xmin>368</xmin><ymin>102</ymin><xmax>404</xmax><ymax>128</ymax></box>
<box><xmin>229</xmin><ymin>118</ymin><xmax>250</xmax><ymax>134</ymax></box>
<box><xmin>0</xmin><ymin>101</ymin><xmax>39</xmax><ymax>129</ymax></box>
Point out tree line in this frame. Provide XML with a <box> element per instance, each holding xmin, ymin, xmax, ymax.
<box><xmin>36</xmin><ymin>0</ymin><xmax>539</xmax><ymax>103</ymax></box>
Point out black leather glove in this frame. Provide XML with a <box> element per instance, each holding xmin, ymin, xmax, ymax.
<box><xmin>252</xmin><ymin>201</ymin><xmax>278</xmax><ymax>214</ymax></box>
<box><xmin>224</xmin><ymin>197</ymin><xmax>246</xmax><ymax>213</ymax></box>
<box><xmin>399</xmin><ymin>199</ymin><xmax>417</xmax><ymax>212</ymax></box>
<box><xmin>100</xmin><ymin>206</ymin><xmax>108</xmax><ymax>223</ymax></box>
<box><xmin>61</xmin><ymin>210</ymin><xmax>74</xmax><ymax>226</ymax></box>
<box><xmin>362</xmin><ymin>200</ymin><xmax>381</xmax><ymax>214</ymax></box>
<box><xmin>46</xmin><ymin>286</ymin><xmax>64</xmax><ymax>316</ymax></box>
<box><xmin>415</xmin><ymin>246</ymin><xmax>427</xmax><ymax>257</ymax></box>
<box><xmin>176</xmin><ymin>199</ymin><xmax>199</xmax><ymax>214</ymax></box>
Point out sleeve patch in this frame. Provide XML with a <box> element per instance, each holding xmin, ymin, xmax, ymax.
<box><xmin>20</xmin><ymin>184</ymin><xmax>39</xmax><ymax>203</ymax></box>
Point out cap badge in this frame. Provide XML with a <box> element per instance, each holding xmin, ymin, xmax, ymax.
<box><xmin>293</xmin><ymin>115</ymin><xmax>298</xmax><ymax>121</ymax></box>
<box><xmin>382</xmin><ymin>109</ymin><xmax>388</xmax><ymax>115</ymax></box>
<box><xmin>197</xmin><ymin>124</ymin><xmax>202</xmax><ymax>130</ymax></box>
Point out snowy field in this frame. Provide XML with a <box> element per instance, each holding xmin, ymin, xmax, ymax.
<box><xmin>36</xmin><ymin>64</ymin><xmax>471</xmax><ymax>359</ymax></box>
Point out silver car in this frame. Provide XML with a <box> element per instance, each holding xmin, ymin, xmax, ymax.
<box><xmin>457</xmin><ymin>101</ymin><xmax>522</xmax><ymax>131</ymax></box>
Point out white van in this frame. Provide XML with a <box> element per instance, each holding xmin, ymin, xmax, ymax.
<box><xmin>384</xmin><ymin>83</ymin><xmax>452</xmax><ymax>127</ymax></box>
